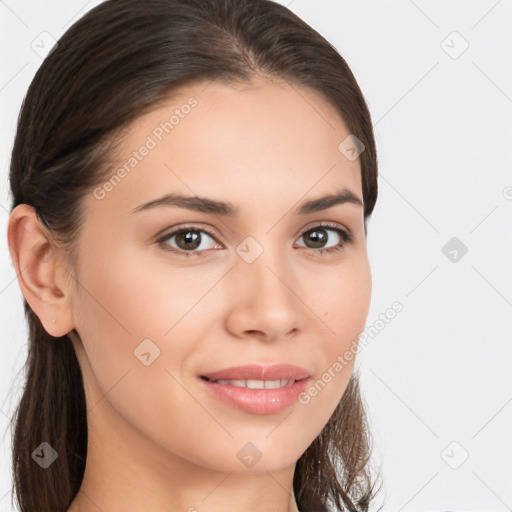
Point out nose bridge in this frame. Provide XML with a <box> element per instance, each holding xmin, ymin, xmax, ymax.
<box><xmin>236</xmin><ymin>232</ymin><xmax>291</xmax><ymax>297</ymax></box>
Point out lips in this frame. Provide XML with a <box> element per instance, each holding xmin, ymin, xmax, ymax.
<box><xmin>200</xmin><ymin>363</ymin><xmax>311</xmax><ymax>382</ymax></box>
<box><xmin>197</xmin><ymin>364</ymin><xmax>313</xmax><ymax>414</ymax></box>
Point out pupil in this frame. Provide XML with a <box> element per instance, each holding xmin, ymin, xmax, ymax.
<box><xmin>177</xmin><ymin>230</ymin><xmax>201</xmax><ymax>250</ymax></box>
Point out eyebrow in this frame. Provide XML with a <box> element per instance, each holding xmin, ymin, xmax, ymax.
<box><xmin>131</xmin><ymin>187</ymin><xmax>363</xmax><ymax>216</ymax></box>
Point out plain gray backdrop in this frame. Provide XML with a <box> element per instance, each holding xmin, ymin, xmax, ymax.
<box><xmin>1</xmin><ymin>1</ymin><xmax>511</xmax><ymax>511</ymax></box>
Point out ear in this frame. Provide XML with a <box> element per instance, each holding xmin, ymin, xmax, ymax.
<box><xmin>7</xmin><ymin>204</ymin><xmax>76</xmax><ymax>338</ymax></box>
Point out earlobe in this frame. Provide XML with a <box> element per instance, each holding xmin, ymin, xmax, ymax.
<box><xmin>7</xmin><ymin>204</ymin><xmax>75</xmax><ymax>338</ymax></box>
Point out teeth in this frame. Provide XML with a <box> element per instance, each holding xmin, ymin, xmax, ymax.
<box><xmin>212</xmin><ymin>378</ymin><xmax>294</xmax><ymax>388</ymax></box>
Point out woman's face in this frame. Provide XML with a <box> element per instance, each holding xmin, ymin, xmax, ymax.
<box><xmin>68</xmin><ymin>76</ymin><xmax>372</xmax><ymax>475</ymax></box>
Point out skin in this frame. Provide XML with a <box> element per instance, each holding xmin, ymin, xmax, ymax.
<box><xmin>7</xmin><ymin>75</ymin><xmax>372</xmax><ymax>512</ymax></box>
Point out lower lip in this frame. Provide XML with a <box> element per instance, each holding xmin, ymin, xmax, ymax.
<box><xmin>198</xmin><ymin>377</ymin><xmax>311</xmax><ymax>415</ymax></box>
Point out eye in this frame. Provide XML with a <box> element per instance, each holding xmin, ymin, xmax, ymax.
<box><xmin>156</xmin><ymin>225</ymin><xmax>220</xmax><ymax>258</ymax></box>
<box><xmin>156</xmin><ymin>222</ymin><xmax>353</xmax><ymax>258</ymax></box>
<box><xmin>295</xmin><ymin>222</ymin><xmax>353</xmax><ymax>256</ymax></box>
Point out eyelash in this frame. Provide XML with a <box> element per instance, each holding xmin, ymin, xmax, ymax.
<box><xmin>156</xmin><ymin>222</ymin><xmax>354</xmax><ymax>259</ymax></box>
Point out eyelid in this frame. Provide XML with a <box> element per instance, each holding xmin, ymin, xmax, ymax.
<box><xmin>298</xmin><ymin>220</ymin><xmax>350</xmax><ymax>237</ymax></box>
<box><xmin>299</xmin><ymin>221</ymin><xmax>354</xmax><ymax>248</ymax></box>
<box><xmin>154</xmin><ymin>222</ymin><xmax>220</xmax><ymax>241</ymax></box>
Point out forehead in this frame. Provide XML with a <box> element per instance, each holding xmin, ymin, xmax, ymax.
<box><xmin>88</xmin><ymin>76</ymin><xmax>363</xmax><ymax>219</ymax></box>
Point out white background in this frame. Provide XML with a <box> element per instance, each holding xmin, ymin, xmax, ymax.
<box><xmin>1</xmin><ymin>1</ymin><xmax>511</xmax><ymax>511</ymax></box>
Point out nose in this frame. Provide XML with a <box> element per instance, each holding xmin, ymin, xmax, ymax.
<box><xmin>223</xmin><ymin>242</ymin><xmax>305</xmax><ymax>343</ymax></box>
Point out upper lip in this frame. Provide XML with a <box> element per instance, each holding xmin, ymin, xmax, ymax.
<box><xmin>200</xmin><ymin>364</ymin><xmax>311</xmax><ymax>382</ymax></box>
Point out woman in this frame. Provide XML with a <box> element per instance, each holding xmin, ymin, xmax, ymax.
<box><xmin>6</xmin><ymin>0</ymin><xmax>382</xmax><ymax>510</ymax></box>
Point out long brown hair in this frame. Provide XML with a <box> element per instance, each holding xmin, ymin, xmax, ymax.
<box><xmin>7</xmin><ymin>1</ymin><xmax>382</xmax><ymax>510</ymax></box>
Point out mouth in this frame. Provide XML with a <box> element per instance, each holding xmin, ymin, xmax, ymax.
<box><xmin>197</xmin><ymin>364</ymin><xmax>312</xmax><ymax>415</ymax></box>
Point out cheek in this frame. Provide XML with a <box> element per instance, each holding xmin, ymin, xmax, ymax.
<box><xmin>71</xmin><ymin>251</ymin><xmax>225</xmax><ymax>455</ymax></box>
<box><xmin>297</xmin><ymin>257</ymin><xmax>371</xmax><ymax>410</ymax></box>
<box><xmin>75</xmin><ymin>246</ymin><xmax>219</xmax><ymax>345</ymax></box>
<box><xmin>71</xmin><ymin>248</ymin><xmax>225</xmax><ymax>407</ymax></box>
<box><xmin>306</xmin><ymin>256</ymin><xmax>372</xmax><ymax>347</ymax></box>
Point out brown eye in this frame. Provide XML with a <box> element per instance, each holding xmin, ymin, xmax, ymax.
<box><xmin>296</xmin><ymin>224</ymin><xmax>353</xmax><ymax>254</ymax></box>
<box><xmin>174</xmin><ymin>229</ymin><xmax>202</xmax><ymax>251</ymax></box>
<box><xmin>157</xmin><ymin>226</ymin><xmax>220</xmax><ymax>256</ymax></box>
<box><xmin>303</xmin><ymin>227</ymin><xmax>329</xmax><ymax>249</ymax></box>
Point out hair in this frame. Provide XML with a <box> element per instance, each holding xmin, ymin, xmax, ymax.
<box><xmin>7</xmin><ymin>0</ymin><xmax>382</xmax><ymax>510</ymax></box>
